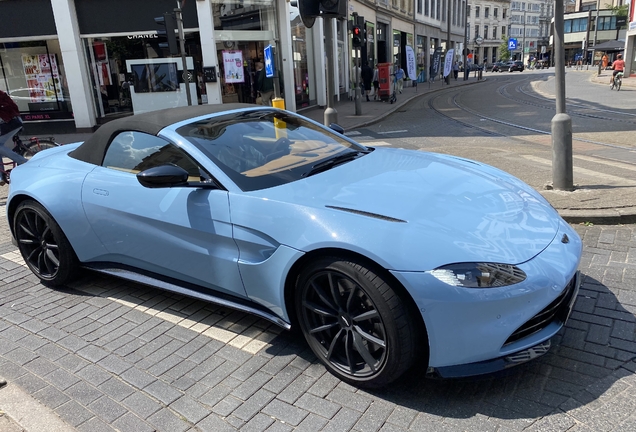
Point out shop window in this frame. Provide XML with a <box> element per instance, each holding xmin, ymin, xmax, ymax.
<box><xmin>0</xmin><ymin>41</ymin><xmax>72</xmax><ymax>121</ymax></box>
<box><xmin>212</xmin><ymin>0</ymin><xmax>276</xmax><ymax>31</ymax></box>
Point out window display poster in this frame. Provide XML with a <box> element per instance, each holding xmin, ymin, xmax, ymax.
<box><xmin>222</xmin><ymin>50</ymin><xmax>244</xmax><ymax>83</ymax></box>
<box><xmin>21</xmin><ymin>54</ymin><xmax>64</xmax><ymax>102</ymax></box>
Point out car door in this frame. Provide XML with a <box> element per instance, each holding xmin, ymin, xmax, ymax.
<box><xmin>81</xmin><ymin>131</ymin><xmax>246</xmax><ymax>298</ymax></box>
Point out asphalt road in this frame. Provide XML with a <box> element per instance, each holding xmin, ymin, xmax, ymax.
<box><xmin>1</xmin><ymin>72</ymin><xmax>636</xmax><ymax>431</ymax></box>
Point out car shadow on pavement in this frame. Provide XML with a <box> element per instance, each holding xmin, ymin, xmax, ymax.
<box><xmin>353</xmin><ymin>271</ymin><xmax>636</xmax><ymax>425</ymax></box>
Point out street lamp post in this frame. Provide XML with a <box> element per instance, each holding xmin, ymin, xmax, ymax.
<box><xmin>522</xmin><ymin>10</ymin><xmax>527</xmax><ymax>64</ymax></box>
<box><xmin>593</xmin><ymin>0</ymin><xmax>601</xmax><ymax>76</ymax></box>
<box><xmin>464</xmin><ymin>1</ymin><xmax>469</xmax><ymax>80</ymax></box>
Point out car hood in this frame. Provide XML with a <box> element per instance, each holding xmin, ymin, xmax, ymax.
<box><xmin>241</xmin><ymin>147</ymin><xmax>560</xmax><ymax>269</ymax></box>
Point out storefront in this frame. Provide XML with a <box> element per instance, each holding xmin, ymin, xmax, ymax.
<box><xmin>0</xmin><ymin>0</ymin><xmax>74</xmax><ymax>133</ymax></box>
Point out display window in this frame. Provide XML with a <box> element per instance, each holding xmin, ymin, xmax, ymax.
<box><xmin>0</xmin><ymin>40</ymin><xmax>72</xmax><ymax>121</ymax></box>
<box><xmin>84</xmin><ymin>33</ymin><xmax>205</xmax><ymax>120</ymax></box>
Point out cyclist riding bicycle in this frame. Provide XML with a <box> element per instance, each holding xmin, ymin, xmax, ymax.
<box><xmin>1</xmin><ymin>89</ymin><xmax>29</xmax><ymax>168</ymax></box>
<box><xmin>610</xmin><ymin>54</ymin><xmax>625</xmax><ymax>87</ymax></box>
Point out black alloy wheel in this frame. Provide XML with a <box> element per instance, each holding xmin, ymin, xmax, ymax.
<box><xmin>296</xmin><ymin>257</ymin><xmax>420</xmax><ymax>387</ymax></box>
<box><xmin>13</xmin><ymin>200</ymin><xmax>79</xmax><ymax>286</ymax></box>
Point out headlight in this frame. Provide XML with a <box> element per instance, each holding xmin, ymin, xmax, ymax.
<box><xmin>428</xmin><ymin>263</ymin><xmax>527</xmax><ymax>288</ymax></box>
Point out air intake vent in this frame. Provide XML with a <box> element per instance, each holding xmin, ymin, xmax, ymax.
<box><xmin>325</xmin><ymin>206</ymin><xmax>406</xmax><ymax>223</ymax></box>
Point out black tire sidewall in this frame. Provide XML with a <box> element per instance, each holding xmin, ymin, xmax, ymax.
<box><xmin>295</xmin><ymin>256</ymin><xmax>417</xmax><ymax>387</ymax></box>
<box><xmin>14</xmin><ymin>200</ymin><xmax>79</xmax><ymax>286</ymax></box>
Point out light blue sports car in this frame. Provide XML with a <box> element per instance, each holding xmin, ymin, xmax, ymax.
<box><xmin>7</xmin><ymin>104</ymin><xmax>582</xmax><ymax>387</ymax></box>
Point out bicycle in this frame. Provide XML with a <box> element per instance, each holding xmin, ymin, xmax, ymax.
<box><xmin>1</xmin><ymin>127</ymin><xmax>60</xmax><ymax>185</ymax></box>
<box><xmin>610</xmin><ymin>72</ymin><xmax>623</xmax><ymax>91</ymax></box>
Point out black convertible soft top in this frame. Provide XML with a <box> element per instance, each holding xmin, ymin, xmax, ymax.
<box><xmin>70</xmin><ymin>103</ymin><xmax>256</xmax><ymax>165</ymax></box>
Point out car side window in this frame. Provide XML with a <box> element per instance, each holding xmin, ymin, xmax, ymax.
<box><xmin>102</xmin><ymin>131</ymin><xmax>208</xmax><ymax>181</ymax></box>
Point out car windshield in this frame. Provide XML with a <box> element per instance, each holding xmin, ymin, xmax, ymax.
<box><xmin>176</xmin><ymin>110</ymin><xmax>368</xmax><ymax>191</ymax></box>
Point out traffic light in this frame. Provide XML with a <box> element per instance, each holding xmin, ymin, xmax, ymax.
<box><xmin>155</xmin><ymin>12</ymin><xmax>178</xmax><ymax>55</ymax></box>
<box><xmin>356</xmin><ymin>15</ymin><xmax>366</xmax><ymax>45</ymax></box>
<box><xmin>352</xmin><ymin>25</ymin><xmax>362</xmax><ymax>47</ymax></box>
<box><xmin>297</xmin><ymin>0</ymin><xmax>346</xmax><ymax>28</ymax></box>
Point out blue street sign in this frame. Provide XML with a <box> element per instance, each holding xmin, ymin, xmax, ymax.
<box><xmin>264</xmin><ymin>45</ymin><xmax>274</xmax><ymax>78</ymax></box>
<box><xmin>508</xmin><ymin>38</ymin><xmax>518</xmax><ymax>50</ymax></box>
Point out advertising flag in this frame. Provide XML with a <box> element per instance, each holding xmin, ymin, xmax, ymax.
<box><xmin>443</xmin><ymin>49</ymin><xmax>454</xmax><ymax>77</ymax></box>
<box><xmin>405</xmin><ymin>46</ymin><xmax>417</xmax><ymax>80</ymax></box>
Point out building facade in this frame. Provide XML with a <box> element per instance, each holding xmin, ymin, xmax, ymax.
<box><xmin>467</xmin><ymin>0</ymin><xmax>510</xmax><ymax>65</ymax></box>
<box><xmin>0</xmin><ymin>0</ymin><xmax>468</xmax><ymax>133</ymax></box>
<box><xmin>509</xmin><ymin>0</ymin><xmax>553</xmax><ymax>64</ymax></box>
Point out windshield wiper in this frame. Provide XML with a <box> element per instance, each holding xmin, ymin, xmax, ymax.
<box><xmin>302</xmin><ymin>150</ymin><xmax>369</xmax><ymax>178</ymax></box>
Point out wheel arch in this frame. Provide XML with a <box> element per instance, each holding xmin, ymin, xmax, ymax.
<box><xmin>7</xmin><ymin>194</ymin><xmax>40</xmax><ymax>237</ymax></box>
<box><xmin>283</xmin><ymin>247</ymin><xmax>430</xmax><ymax>360</ymax></box>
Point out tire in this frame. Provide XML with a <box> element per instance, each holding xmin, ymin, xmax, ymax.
<box><xmin>20</xmin><ymin>139</ymin><xmax>59</xmax><ymax>159</ymax></box>
<box><xmin>617</xmin><ymin>80</ymin><xmax>621</xmax><ymax>91</ymax></box>
<box><xmin>13</xmin><ymin>200</ymin><xmax>80</xmax><ymax>286</ymax></box>
<box><xmin>295</xmin><ymin>256</ymin><xmax>420</xmax><ymax>387</ymax></box>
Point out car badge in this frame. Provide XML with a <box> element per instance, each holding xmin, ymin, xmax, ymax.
<box><xmin>561</xmin><ymin>234</ymin><xmax>569</xmax><ymax>244</ymax></box>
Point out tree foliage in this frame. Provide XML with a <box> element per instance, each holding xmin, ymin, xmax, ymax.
<box><xmin>605</xmin><ymin>4</ymin><xmax>628</xmax><ymax>16</ymax></box>
<box><xmin>499</xmin><ymin>35</ymin><xmax>511</xmax><ymax>61</ymax></box>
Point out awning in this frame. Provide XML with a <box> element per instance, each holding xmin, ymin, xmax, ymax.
<box><xmin>590</xmin><ymin>40</ymin><xmax>626</xmax><ymax>51</ymax></box>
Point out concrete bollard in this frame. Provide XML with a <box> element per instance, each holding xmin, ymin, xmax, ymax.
<box><xmin>551</xmin><ymin>113</ymin><xmax>574</xmax><ymax>191</ymax></box>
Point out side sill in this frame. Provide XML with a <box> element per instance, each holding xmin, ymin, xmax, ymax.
<box><xmin>83</xmin><ymin>263</ymin><xmax>291</xmax><ymax>330</ymax></box>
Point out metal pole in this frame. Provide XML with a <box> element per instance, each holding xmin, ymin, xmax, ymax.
<box><xmin>446</xmin><ymin>0</ymin><xmax>452</xmax><ymax>84</ymax></box>
<box><xmin>464</xmin><ymin>1</ymin><xmax>468</xmax><ymax>80</ymax></box>
<box><xmin>355</xmin><ymin>48</ymin><xmax>362</xmax><ymax>115</ymax></box>
<box><xmin>522</xmin><ymin>10</ymin><xmax>526</xmax><ymax>65</ymax></box>
<box><xmin>585</xmin><ymin>10</ymin><xmax>591</xmax><ymax>69</ymax></box>
<box><xmin>324</xmin><ymin>17</ymin><xmax>338</xmax><ymax>126</ymax></box>
<box><xmin>551</xmin><ymin>0</ymin><xmax>573</xmax><ymax>191</ymax></box>
<box><xmin>175</xmin><ymin>0</ymin><xmax>192</xmax><ymax>106</ymax></box>
<box><xmin>593</xmin><ymin>0</ymin><xmax>601</xmax><ymax>75</ymax></box>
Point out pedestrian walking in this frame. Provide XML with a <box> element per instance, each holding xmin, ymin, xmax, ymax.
<box><xmin>395</xmin><ymin>64</ymin><xmax>404</xmax><ymax>94</ymax></box>
<box><xmin>361</xmin><ymin>61</ymin><xmax>373</xmax><ymax>102</ymax></box>
<box><xmin>255</xmin><ymin>62</ymin><xmax>274</xmax><ymax>106</ymax></box>
<box><xmin>453</xmin><ymin>61</ymin><xmax>459</xmax><ymax>80</ymax></box>
<box><xmin>372</xmin><ymin>64</ymin><xmax>380</xmax><ymax>100</ymax></box>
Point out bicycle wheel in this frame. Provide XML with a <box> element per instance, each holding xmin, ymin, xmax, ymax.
<box><xmin>20</xmin><ymin>139</ymin><xmax>60</xmax><ymax>158</ymax></box>
<box><xmin>617</xmin><ymin>79</ymin><xmax>622</xmax><ymax>91</ymax></box>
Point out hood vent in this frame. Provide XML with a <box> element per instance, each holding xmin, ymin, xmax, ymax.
<box><xmin>325</xmin><ymin>205</ymin><xmax>407</xmax><ymax>223</ymax></box>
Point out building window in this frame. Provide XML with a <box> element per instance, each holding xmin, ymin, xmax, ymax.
<box><xmin>494</xmin><ymin>8</ymin><xmax>498</xmax><ymax>18</ymax></box>
<box><xmin>475</xmin><ymin>25</ymin><xmax>480</xmax><ymax>38</ymax></box>
<box><xmin>467</xmin><ymin>5</ymin><xmax>471</xmax><ymax>16</ymax></box>
<box><xmin>475</xmin><ymin>6</ymin><xmax>480</xmax><ymax>17</ymax></box>
<box><xmin>418</xmin><ymin>0</ymin><xmax>422</xmax><ymax>14</ymax></box>
<box><xmin>502</xmin><ymin>26</ymin><xmax>506</xmax><ymax>35</ymax></box>
<box><xmin>493</xmin><ymin>27</ymin><xmax>497</xmax><ymax>38</ymax></box>
<box><xmin>503</xmin><ymin>8</ymin><xmax>507</xmax><ymax>18</ymax></box>
<box><xmin>597</xmin><ymin>16</ymin><xmax>616</xmax><ymax>30</ymax></box>
<box><xmin>484</xmin><ymin>25</ymin><xmax>489</xmax><ymax>39</ymax></box>
<box><xmin>485</xmin><ymin>7</ymin><xmax>489</xmax><ymax>18</ymax></box>
<box><xmin>425</xmin><ymin>0</ymin><xmax>430</xmax><ymax>16</ymax></box>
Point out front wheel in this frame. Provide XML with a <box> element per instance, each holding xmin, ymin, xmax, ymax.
<box><xmin>617</xmin><ymin>79</ymin><xmax>622</xmax><ymax>91</ymax></box>
<box><xmin>295</xmin><ymin>257</ymin><xmax>420</xmax><ymax>387</ymax></box>
<box><xmin>13</xmin><ymin>200</ymin><xmax>80</xmax><ymax>286</ymax></box>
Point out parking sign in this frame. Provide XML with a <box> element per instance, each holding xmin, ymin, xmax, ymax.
<box><xmin>264</xmin><ymin>45</ymin><xmax>274</xmax><ymax>78</ymax></box>
<box><xmin>508</xmin><ymin>38</ymin><xmax>518</xmax><ymax>50</ymax></box>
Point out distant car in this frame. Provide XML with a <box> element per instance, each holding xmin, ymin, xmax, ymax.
<box><xmin>7</xmin><ymin>104</ymin><xmax>582</xmax><ymax>387</ymax></box>
<box><xmin>508</xmin><ymin>61</ymin><xmax>525</xmax><ymax>72</ymax></box>
<box><xmin>491</xmin><ymin>61</ymin><xmax>510</xmax><ymax>72</ymax></box>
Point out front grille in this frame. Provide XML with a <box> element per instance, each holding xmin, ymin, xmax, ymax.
<box><xmin>504</xmin><ymin>276</ymin><xmax>577</xmax><ymax>346</ymax></box>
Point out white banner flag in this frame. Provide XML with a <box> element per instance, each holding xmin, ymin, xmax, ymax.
<box><xmin>443</xmin><ymin>49</ymin><xmax>454</xmax><ymax>78</ymax></box>
<box><xmin>405</xmin><ymin>46</ymin><xmax>417</xmax><ymax>80</ymax></box>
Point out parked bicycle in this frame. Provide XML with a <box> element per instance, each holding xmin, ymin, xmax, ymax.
<box><xmin>1</xmin><ymin>127</ymin><xmax>60</xmax><ymax>185</ymax></box>
<box><xmin>610</xmin><ymin>71</ymin><xmax>623</xmax><ymax>91</ymax></box>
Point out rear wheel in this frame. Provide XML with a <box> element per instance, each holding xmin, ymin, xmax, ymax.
<box><xmin>617</xmin><ymin>79</ymin><xmax>622</xmax><ymax>91</ymax></box>
<box><xmin>13</xmin><ymin>200</ymin><xmax>79</xmax><ymax>286</ymax></box>
<box><xmin>295</xmin><ymin>257</ymin><xmax>420</xmax><ymax>387</ymax></box>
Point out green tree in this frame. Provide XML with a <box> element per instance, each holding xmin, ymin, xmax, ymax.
<box><xmin>499</xmin><ymin>35</ymin><xmax>511</xmax><ymax>61</ymax></box>
<box><xmin>605</xmin><ymin>4</ymin><xmax>628</xmax><ymax>17</ymax></box>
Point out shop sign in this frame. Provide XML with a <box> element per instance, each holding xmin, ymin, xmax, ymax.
<box><xmin>222</xmin><ymin>50</ymin><xmax>245</xmax><ymax>83</ymax></box>
<box><xmin>127</xmin><ymin>34</ymin><xmax>158</xmax><ymax>39</ymax></box>
<box><xmin>21</xmin><ymin>54</ymin><xmax>64</xmax><ymax>103</ymax></box>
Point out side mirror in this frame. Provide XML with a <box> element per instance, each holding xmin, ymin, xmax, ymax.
<box><xmin>137</xmin><ymin>164</ymin><xmax>189</xmax><ymax>188</ymax></box>
<box><xmin>329</xmin><ymin>123</ymin><xmax>345</xmax><ymax>134</ymax></box>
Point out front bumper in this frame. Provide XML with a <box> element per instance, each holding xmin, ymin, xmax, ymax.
<box><xmin>391</xmin><ymin>221</ymin><xmax>582</xmax><ymax>372</ymax></box>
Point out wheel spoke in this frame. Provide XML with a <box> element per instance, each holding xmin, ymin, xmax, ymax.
<box><xmin>45</xmin><ymin>249</ymin><xmax>60</xmax><ymax>268</ymax></box>
<box><xmin>345</xmin><ymin>283</ymin><xmax>358</xmax><ymax>313</ymax></box>
<box><xmin>344</xmin><ymin>331</ymin><xmax>355</xmax><ymax>375</ymax></box>
<box><xmin>309</xmin><ymin>321</ymin><xmax>339</xmax><ymax>334</ymax></box>
<box><xmin>26</xmin><ymin>247</ymin><xmax>41</xmax><ymax>262</ymax></box>
<box><xmin>352</xmin><ymin>309</ymin><xmax>379</xmax><ymax>323</ymax></box>
<box><xmin>326</xmin><ymin>328</ymin><xmax>344</xmax><ymax>360</ymax></box>
<box><xmin>327</xmin><ymin>273</ymin><xmax>342</xmax><ymax>309</ymax></box>
<box><xmin>311</xmin><ymin>281</ymin><xmax>338</xmax><ymax>312</ymax></box>
<box><xmin>303</xmin><ymin>300</ymin><xmax>338</xmax><ymax>318</ymax></box>
<box><xmin>353</xmin><ymin>325</ymin><xmax>386</xmax><ymax>348</ymax></box>
<box><xmin>19</xmin><ymin>221</ymin><xmax>37</xmax><ymax>238</ymax></box>
<box><xmin>352</xmin><ymin>329</ymin><xmax>378</xmax><ymax>372</ymax></box>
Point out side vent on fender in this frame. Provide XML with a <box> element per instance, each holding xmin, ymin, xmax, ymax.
<box><xmin>325</xmin><ymin>206</ymin><xmax>407</xmax><ymax>223</ymax></box>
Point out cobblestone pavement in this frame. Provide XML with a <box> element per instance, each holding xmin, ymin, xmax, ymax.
<box><xmin>1</xmin><ymin>198</ymin><xmax>636</xmax><ymax>431</ymax></box>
